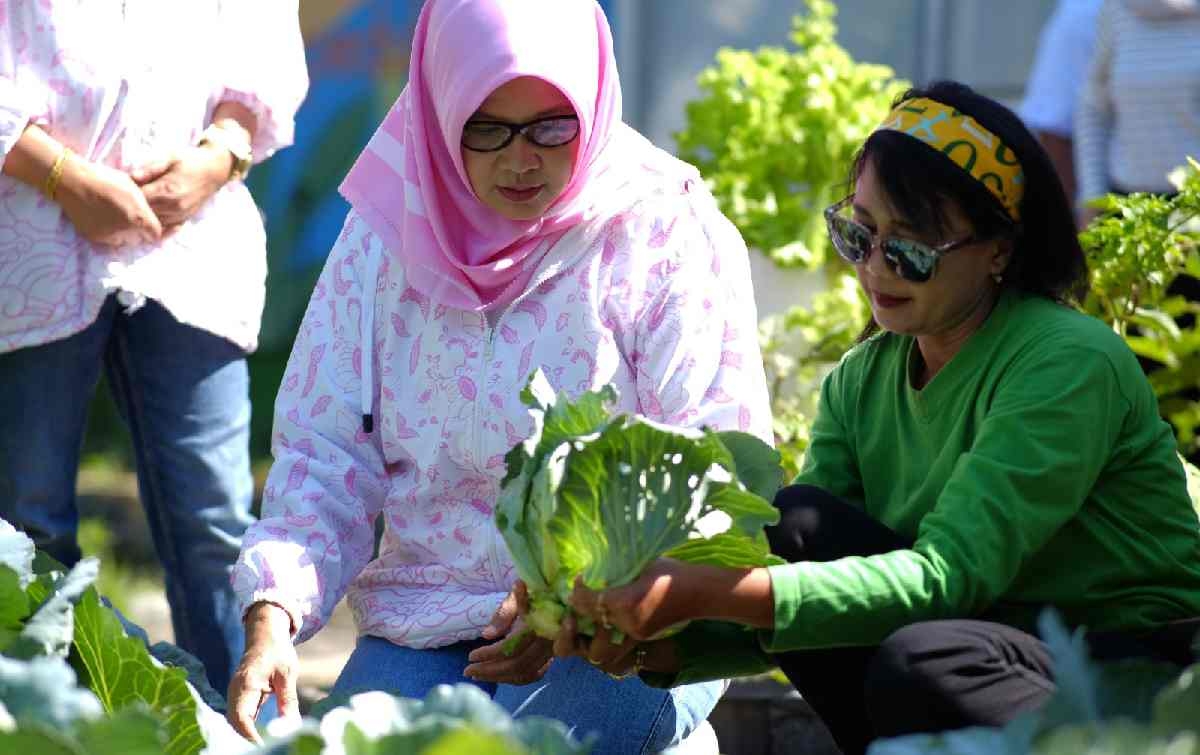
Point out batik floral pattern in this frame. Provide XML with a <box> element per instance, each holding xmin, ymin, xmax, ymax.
<box><xmin>235</xmin><ymin>184</ymin><xmax>773</xmax><ymax>647</ymax></box>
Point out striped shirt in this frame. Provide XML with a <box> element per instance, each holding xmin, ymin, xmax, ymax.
<box><xmin>1075</xmin><ymin>0</ymin><xmax>1200</xmax><ymax>201</ymax></box>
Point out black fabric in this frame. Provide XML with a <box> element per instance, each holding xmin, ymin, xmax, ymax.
<box><xmin>764</xmin><ymin>484</ymin><xmax>1199</xmax><ymax>755</ymax></box>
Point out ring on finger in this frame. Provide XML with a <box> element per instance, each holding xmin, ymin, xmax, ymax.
<box><xmin>633</xmin><ymin>645</ymin><xmax>648</xmax><ymax>675</ymax></box>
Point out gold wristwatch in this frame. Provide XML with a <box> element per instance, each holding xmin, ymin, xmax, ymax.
<box><xmin>199</xmin><ymin>123</ymin><xmax>253</xmax><ymax>182</ymax></box>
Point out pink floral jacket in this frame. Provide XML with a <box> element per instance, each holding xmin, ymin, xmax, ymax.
<box><xmin>0</xmin><ymin>0</ymin><xmax>307</xmax><ymax>353</ymax></box>
<box><xmin>233</xmin><ymin>178</ymin><xmax>773</xmax><ymax>648</ymax></box>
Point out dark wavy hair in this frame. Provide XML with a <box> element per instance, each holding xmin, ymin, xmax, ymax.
<box><xmin>850</xmin><ymin>81</ymin><xmax>1088</xmax><ymax>338</ymax></box>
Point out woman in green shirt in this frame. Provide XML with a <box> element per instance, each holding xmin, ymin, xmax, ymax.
<box><xmin>545</xmin><ymin>81</ymin><xmax>1200</xmax><ymax>755</ymax></box>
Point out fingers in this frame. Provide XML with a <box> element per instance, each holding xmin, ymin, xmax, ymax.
<box><xmin>513</xmin><ymin>580</ymin><xmax>530</xmax><ymax>615</ymax></box>
<box><xmin>595</xmin><ymin>582</ymin><xmax>641</xmax><ymax>637</ymax></box>
<box><xmin>583</xmin><ymin>621</ymin><xmax>634</xmax><ymax>669</ymax></box>
<box><xmin>227</xmin><ymin>669</ymin><xmax>267</xmax><ymax>744</ymax></box>
<box><xmin>482</xmin><ymin>590</ymin><xmax>519</xmax><ymax>640</ymax></box>
<box><xmin>138</xmin><ymin>203</ymin><xmax>165</xmax><ymax>241</ymax></box>
<box><xmin>130</xmin><ymin>157</ymin><xmax>175</xmax><ymax>185</ymax></box>
<box><xmin>568</xmin><ymin>577</ymin><xmax>603</xmax><ymax>621</ymax></box>
<box><xmin>226</xmin><ymin>644</ymin><xmax>299</xmax><ymax>742</ymax></box>
<box><xmin>141</xmin><ymin>178</ymin><xmax>189</xmax><ymax>226</ymax></box>
<box><xmin>464</xmin><ymin>635</ymin><xmax>553</xmax><ymax>685</ymax></box>
<box><xmin>551</xmin><ymin>611</ymin><xmax>636</xmax><ymax>679</ymax></box>
<box><xmin>274</xmin><ymin>668</ymin><xmax>301</xmax><ymax>721</ymax></box>
<box><xmin>126</xmin><ymin>185</ymin><xmax>164</xmax><ymax>242</ymax></box>
<box><xmin>466</xmin><ymin>630</ymin><xmax>530</xmax><ymax>665</ymax></box>
<box><xmin>594</xmin><ymin>644</ymin><xmax>638</xmax><ymax>679</ymax></box>
<box><xmin>553</xmin><ymin>612</ymin><xmax>582</xmax><ymax>658</ymax></box>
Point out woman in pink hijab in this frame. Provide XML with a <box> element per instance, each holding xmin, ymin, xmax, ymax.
<box><xmin>226</xmin><ymin>1</ymin><xmax>772</xmax><ymax>751</ymax></box>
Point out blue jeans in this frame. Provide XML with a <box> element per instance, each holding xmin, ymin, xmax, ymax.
<box><xmin>0</xmin><ymin>295</ymin><xmax>255</xmax><ymax>693</ymax></box>
<box><xmin>330</xmin><ymin>635</ymin><xmax>724</xmax><ymax>755</ymax></box>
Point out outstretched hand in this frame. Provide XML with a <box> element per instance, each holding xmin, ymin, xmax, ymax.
<box><xmin>566</xmin><ymin>558</ymin><xmax>697</xmax><ymax>643</ymax></box>
<box><xmin>226</xmin><ymin>603</ymin><xmax>300</xmax><ymax>744</ymax></box>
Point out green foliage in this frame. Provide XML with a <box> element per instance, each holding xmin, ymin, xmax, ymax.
<box><xmin>277</xmin><ymin>685</ymin><xmax>590</xmax><ymax>755</ymax></box>
<box><xmin>1080</xmin><ymin>158</ymin><xmax>1200</xmax><ymax>453</ymax></box>
<box><xmin>0</xmin><ymin>655</ymin><xmax>103</xmax><ymax>730</ymax></box>
<box><xmin>8</xmin><ymin>559</ymin><xmax>99</xmax><ymax>660</ymax></box>
<box><xmin>0</xmin><ymin>519</ymin><xmax>205</xmax><ymax>755</ymax></box>
<box><xmin>0</xmin><ymin>519</ymin><xmax>596</xmax><ymax>754</ymax></box>
<box><xmin>676</xmin><ymin>0</ymin><xmax>908</xmax><ymax>268</ymax></box>
<box><xmin>496</xmin><ymin>369</ymin><xmax>784</xmax><ymax>640</ymax></box>
<box><xmin>759</xmin><ymin>273</ymin><xmax>869</xmax><ymax>480</ymax></box>
<box><xmin>680</xmin><ymin>0</ymin><xmax>1200</xmax><ymax>468</ymax></box>
<box><xmin>70</xmin><ymin>587</ymin><xmax>203</xmax><ymax>754</ymax></box>
<box><xmin>868</xmin><ymin>611</ymin><xmax>1200</xmax><ymax>755</ymax></box>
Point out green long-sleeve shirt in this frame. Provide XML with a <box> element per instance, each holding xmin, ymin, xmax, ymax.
<box><xmin>659</xmin><ymin>292</ymin><xmax>1200</xmax><ymax>686</ymax></box>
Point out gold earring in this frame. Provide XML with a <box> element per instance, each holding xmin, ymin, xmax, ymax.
<box><xmin>992</xmin><ymin>273</ymin><xmax>1004</xmax><ymax>285</ymax></box>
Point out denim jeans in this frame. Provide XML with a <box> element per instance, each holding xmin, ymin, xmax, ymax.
<box><xmin>0</xmin><ymin>295</ymin><xmax>255</xmax><ymax>693</ymax></box>
<box><xmin>330</xmin><ymin>635</ymin><xmax>724</xmax><ymax>755</ymax></box>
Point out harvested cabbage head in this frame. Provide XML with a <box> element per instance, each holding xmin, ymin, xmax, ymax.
<box><xmin>495</xmin><ymin>370</ymin><xmax>783</xmax><ymax>640</ymax></box>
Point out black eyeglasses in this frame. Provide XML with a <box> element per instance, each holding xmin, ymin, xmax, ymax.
<box><xmin>461</xmin><ymin>115</ymin><xmax>580</xmax><ymax>152</ymax></box>
<box><xmin>824</xmin><ymin>196</ymin><xmax>993</xmax><ymax>283</ymax></box>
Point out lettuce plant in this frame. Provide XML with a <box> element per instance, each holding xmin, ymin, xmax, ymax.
<box><xmin>495</xmin><ymin>370</ymin><xmax>784</xmax><ymax>641</ymax></box>
<box><xmin>676</xmin><ymin>0</ymin><xmax>908</xmax><ymax>269</ymax></box>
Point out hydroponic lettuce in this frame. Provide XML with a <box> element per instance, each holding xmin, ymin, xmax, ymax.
<box><xmin>496</xmin><ymin>370</ymin><xmax>784</xmax><ymax>640</ymax></box>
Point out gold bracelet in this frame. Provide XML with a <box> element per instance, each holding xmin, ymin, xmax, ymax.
<box><xmin>43</xmin><ymin>147</ymin><xmax>72</xmax><ymax>201</ymax></box>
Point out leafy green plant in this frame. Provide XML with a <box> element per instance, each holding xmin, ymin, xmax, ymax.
<box><xmin>0</xmin><ymin>520</ymin><xmax>206</xmax><ymax>755</ymax></box>
<box><xmin>676</xmin><ymin>0</ymin><xmax>908</xmax><ymax>269</ymax></box>
<box><xmin>495</xmin><ymin>370</ymin><xmax>784</xmax><ymax>640</ymax></box>
<box><xmin>0</xmin><ymin>519</ymin><xmax>592</xmax><ymax>755</ymax></box>
<box><xmin>268</xmin><ymin>685</ymin><xmax>590</xmax><ymax>755</ymax></box>
<box><xmin>1080</xmin><ymin>158</ymin><xmax>1200</xmax><ymax>453</ymax></box>
<box><xmin>759</xmin><ymin>273</ymin><xmax>869</xmax><ymax>480</ymax></box>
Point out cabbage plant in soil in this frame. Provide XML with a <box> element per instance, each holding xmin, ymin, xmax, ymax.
<box><xmin>495</xmin><ymin>370</ymin><xmax>785</xmax><ymax>641</ymax></box>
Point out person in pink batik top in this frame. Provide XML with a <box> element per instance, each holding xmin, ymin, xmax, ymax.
<box><xmin>225</xmin><ymin>1</ymin><xmax>770</xmax><ymax>752</ymax></box>
<box><xmin>0</xmin><ymin>0</ymin><xmax>307</xmax><ymax>695</ymax></box>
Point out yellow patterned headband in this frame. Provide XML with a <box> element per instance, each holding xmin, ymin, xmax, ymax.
<box><xmin>875</xmin><ymin>97</ymin><xmax>1024</xmax><ymax>221</ymax></box>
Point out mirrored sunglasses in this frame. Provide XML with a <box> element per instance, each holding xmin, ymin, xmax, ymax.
<box><xmin>823</xmin><ymin>196</ymin><xmax>986</xmax><ymax>283</ymax></box>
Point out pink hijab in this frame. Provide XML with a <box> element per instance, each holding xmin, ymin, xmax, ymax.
<box><xmin>340</xmin><ymin>0</ymin><xmax>659</xmax><ymax>311</ymax></box>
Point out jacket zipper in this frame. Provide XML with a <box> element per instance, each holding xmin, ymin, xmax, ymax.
<box><xmin>470</xmin><ymin>254</ymin><xmax>576</xmax><ymax>590</ymax></box>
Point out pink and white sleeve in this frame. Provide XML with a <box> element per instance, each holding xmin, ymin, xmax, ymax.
<box><xmin>232</xmin><ymin>212</ymin><xmax>386</xmax><ymax>642</ymax></box>
<box><xmin>217</xmin><ymin>0</ymin><xmax>309</xmax><ymax>162</ymax></box>
<box><xmin>0</xmin><ymin>10</ymin><xmax>47</xmax><ymax>166</ymax></box>
<box><xmin>633</xmin><ymin>198</ymin><xmax>774</xmax><ymax>445</ymax></box>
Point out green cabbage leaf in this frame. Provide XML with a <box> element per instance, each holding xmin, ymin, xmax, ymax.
<box><xmin>496</xmin><ymin>370</ymin><xmax>784</xmax><ymax>640</ymax></box>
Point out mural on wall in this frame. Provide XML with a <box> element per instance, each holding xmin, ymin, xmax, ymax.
<box><xmin>250</xmin><ymin>0</ymin><xmax>615</xmax><ymax>350</ymax></box>
<box><xmin>248</xmin><ymin>0</ymin><xmax>415</xmax><ymax>348</ymax></box>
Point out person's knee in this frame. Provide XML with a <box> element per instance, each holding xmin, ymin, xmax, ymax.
<box><xmin>766</xmin><ymin>484</ymin><xmax>856</xmax><ymax>562</ymax></box>
<box><xmin>663</xmin><ymin>681</ymin><xmax>723</xmax><ymax>745</ymax></box>
<box><xmin>864</xmin><ymin>623</ymin><xmax>958</xmax><ymax>737</ymax></box>
<box><xmin>766</xmin><ymin>484</ymin><xmax>836</xmax><ymax>560</ymax></box>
